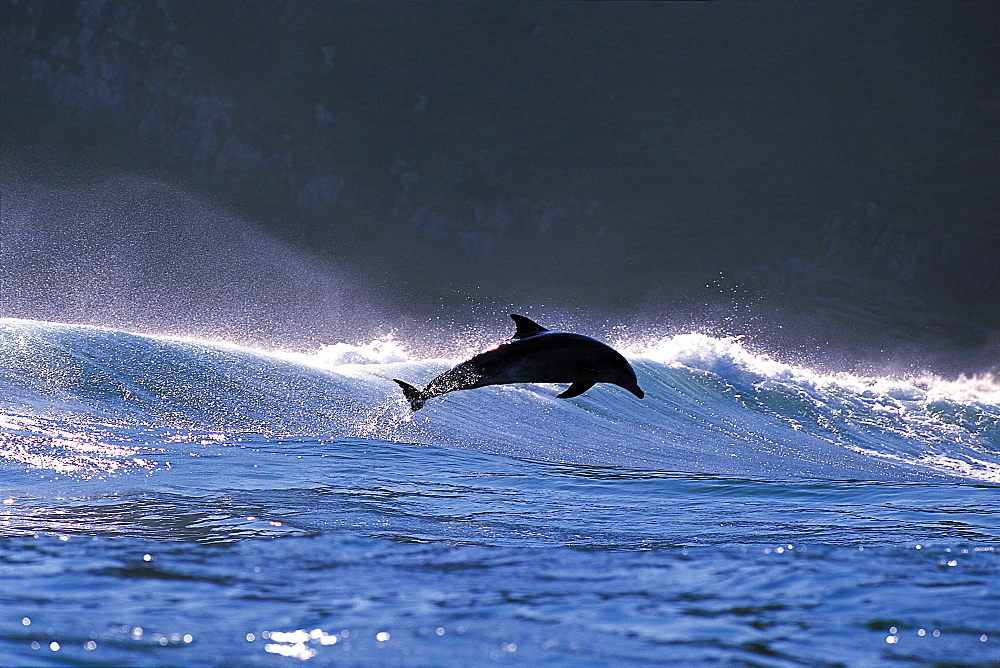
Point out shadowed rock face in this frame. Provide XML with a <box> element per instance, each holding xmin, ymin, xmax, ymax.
<box><xmin>729</xmin><ymin>197</ymin><xmax>1000</xmax><ymax>375</ymax></box>
<box><xmin>1</xmin><ymin>2</ymin><xmax>997</xmax><ymax>372</ymax></box>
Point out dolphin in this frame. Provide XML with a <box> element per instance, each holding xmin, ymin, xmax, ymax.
<box><xmin>393</xmin><ymin>314</ymin><xmax>644</xmax><ymax>410</ymax></box>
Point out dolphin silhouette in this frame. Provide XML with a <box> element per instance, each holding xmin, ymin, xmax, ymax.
<box><xmin>393</xmin><ymin>314</ymin><xmax>644</xmax><ymax>410</ymax></box>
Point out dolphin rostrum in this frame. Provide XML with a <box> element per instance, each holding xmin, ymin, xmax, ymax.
<box><xmin>393</xmin><ymin>314</ymin><xmax>644</xmax><ymax>410</ymax></box>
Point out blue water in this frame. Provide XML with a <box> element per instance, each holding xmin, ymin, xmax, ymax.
<box><xmin>1</xmin><ymin>318</ymin><xmax>998</xmax><ymax>666</ymax></box>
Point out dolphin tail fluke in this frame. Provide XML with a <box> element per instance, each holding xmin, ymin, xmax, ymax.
<box><xmin>556</xmin><ymin>381</ymin><xmax>595</xmax><ymax>399</ymax></box>
<box><xmin>394</xmin><ymin>379</ymin><xmax>428</xmax><ymax>410</ymax></box>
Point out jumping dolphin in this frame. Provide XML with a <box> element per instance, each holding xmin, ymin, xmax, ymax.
<box><xmin>393</xmin><ymin>314</ymin><xmax>644</xmax><ymax>410</ymax></box>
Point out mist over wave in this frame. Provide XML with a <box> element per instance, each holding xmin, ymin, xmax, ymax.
<box><xmin>3</xmin><ymin>170</ymin><xmax>997</xmax><ymax>383</ymax></box>
<box><xmin>1</xmin><ymin>172</ymin><xmax>395</xmax><ymax>348</ymax></box>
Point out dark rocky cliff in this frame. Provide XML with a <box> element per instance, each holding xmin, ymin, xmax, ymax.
<box><xmin>2</xmin><ymin>1</ymin><xmax>997</xmax><ymax>372</ymax></box>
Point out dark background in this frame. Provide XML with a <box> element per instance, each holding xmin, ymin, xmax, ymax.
<box><xmin>1</xmin><ymin>1</ymin><xmax>997</xmax><ymax>372</ymax></box>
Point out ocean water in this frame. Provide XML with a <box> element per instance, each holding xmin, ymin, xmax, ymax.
<box><xmin>1</xmin><ymin>317</ymin><xmax>997</xmax><ymax>666</ymax></box>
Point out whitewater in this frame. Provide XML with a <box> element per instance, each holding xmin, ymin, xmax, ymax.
<box><xmin>1</xmin><ymin>317</ymin><xmax>997</xmax><ymax>666</ymax></box>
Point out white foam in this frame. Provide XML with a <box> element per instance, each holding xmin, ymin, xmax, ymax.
<box><xmin>631</xmin><ymin>332</ymin><xmax>1000</xmax><ymax>407</ymax></box>
<box><xmin>306</xmin><ymin>337</ymin><xmax>410</xmax><ymax>366</ymax></box>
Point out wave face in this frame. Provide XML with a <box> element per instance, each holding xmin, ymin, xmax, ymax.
<box><xmin>4</xmin><ymin>318</ymin><xmax>996</xmax><ymax>482</ymax></box>
<box><xmin>1</xmin><ymin>318</ymin><xmax>998</xmax><ymax>666</ymax></box>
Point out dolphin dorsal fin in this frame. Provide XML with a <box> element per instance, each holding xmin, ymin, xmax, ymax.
<box><xmin>509</xmin><ymin>314</ymin><xmax>549</xmax><ymax>339</ymax></box>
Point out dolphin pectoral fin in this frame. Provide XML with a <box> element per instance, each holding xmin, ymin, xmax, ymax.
<box><xmin>394</xmin><ymin>379</ymin><xmax>428</xmax><ymax>410</ymax></box>
<box><xmin>556</xmin><ymin>381</ymin><xmax>595</xmax><ymax>399</ymax></box>
<box><xmin>509</xmin><ymin>314</ymin><xmax>549</xmax><ymax>339</ymax></box>
<box><xmin>622</xmin><ymin>382</ymin><xmax>644</xmax><ymax>399</ymax></box>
